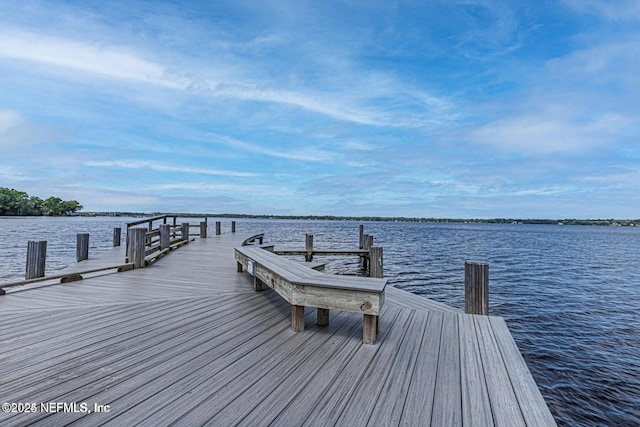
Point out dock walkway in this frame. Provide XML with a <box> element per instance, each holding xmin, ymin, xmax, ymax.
<box><xmin>0</xmin><ymin>233</ymin><xmax>556</xmax><ymax>426</ymax></box>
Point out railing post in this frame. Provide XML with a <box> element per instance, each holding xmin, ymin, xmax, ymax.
<box><xmin>181</xmin><ymin>223</ymin><xmax>190</xmax><ymax>242</ymax></box>
<box><xmin>76</xmin><ymin>233</ymin><xmax>89</xmax><ymax>262</ymax></box>
<box><xmin>26</xmin><ymin>240</ymin><xmax>47</xmax><ymax>279</ymax></box>
<box><xmin>200</xmin><ymin>222</ymin><xmax>207</xmax><ymax>238</ymax></box>
<box><xmin>465</xmin><ymin>261</ymin><xmax>489</xmax><ymax>315</ymax></box>
<box><xmin>113</xmin><ymin>227</ymin><xmax>121</xmax><ymax>247</ymax></box>
<box><xmin>127</xmin><ymin>227</ymin><xmax>147</xmax><ymax>269</ymax></box>
<box><xmin>369</xmin><ymin>246</ymin><xmax>383</xmax><ymax>279</ymax></box>
<box><xmin>172</xmin><ymin>217</ymin><xmax>177</xmax><ymax>239</ymax></box>
<box><xmin>216</xmin><ymin>221</ymin><xmax>221</xmax><ymax>235</ymax></box>
<box><xmin>160</xmin><ymin>224</ymin><xmax>170</xmax><ymax>250</ymax></box>
<box><xmin>232</xmin><ymin>221</ymin><xmax>236</xmax><ymax>233</ymax></box>
<box><xmin>305</xmin><ymin>234</ymin><xmax>314</xmax><ymax>262</ymax></box>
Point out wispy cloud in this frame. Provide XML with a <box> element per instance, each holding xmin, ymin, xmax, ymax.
<box><xmin>86</xmin><ymin>160</ymin><xmax>261</xmax><ymax>178</ymax></box>
<box><xmin>0</xmin><ymin>30</ymin><xmax>184</xmax><ymax>88</ymax></box>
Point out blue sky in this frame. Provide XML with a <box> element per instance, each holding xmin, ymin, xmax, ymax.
<box><xmin>1</xmin><ymin>0</ymin><xmax>638</xmax><ymax>218</ymax></box>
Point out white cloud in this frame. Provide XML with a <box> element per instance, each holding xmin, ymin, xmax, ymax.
<box><xmin>470</xmin><ymin>111</ymin><xmax>628</xmax><ymax>154</ymax></box>
<box><xmin>215</xmin><ymin>134</ymin><xmax>335</xmax><ymax>163</ymax></box>
<box><xmin>0</xmin><ymin>110</ymin><xmax>22</xmax><ymax>134</ymax></box>
<box><xmin>563</xmin><ymin>0</ymin><xmax>640</xmax><ymax>22</ymax></box>
<box><xmin>0</xmin><ymin>30</ymin><xmax>184</xmax><ymax>88</ymax></box>
<box><xmin>145</xmin><ymin>182</ymin><xmax>295</xmax><ymax>195</ymax></box>
<box><xmin>85</xmin><ymin>160</ymin><xmax>261</xmax><ymax>178</ymax></box>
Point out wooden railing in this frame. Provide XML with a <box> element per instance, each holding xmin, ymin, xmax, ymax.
<box><xmin>125</xmin><ymin>215</ymin><xmax>209</xmax><ymax>266</ymax></box>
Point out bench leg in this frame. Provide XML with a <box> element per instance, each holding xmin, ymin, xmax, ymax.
<box><xmin>237</xmin><ymin>261</ymin><xmax>243</xmax><ymax>272</ymax></box>
<box><xmin>317</xmin><ymin>308</ymin><xmax>329</xmax><ymax>327</ymax></box>
<box><xmin>292</xmin><ymin>305</ymin><xmax>305</xmax><ymax>332</ymax></box>
<box><xmin>254</xmin><ymin>277</ymin><xmax>263</xmax><ymax>291</ymax></box>
<box><xmin>363</xmin><ymin>314</ymin><xmax>378</xmax><ymax>345</ymax></box>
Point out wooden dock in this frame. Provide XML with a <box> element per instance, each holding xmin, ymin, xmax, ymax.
<box><xmin>0</xmin><ymin>232</ymin><xmax>556</xmax><ymax>426</ymax></box>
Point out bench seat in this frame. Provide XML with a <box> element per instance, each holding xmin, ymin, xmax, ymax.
<box><xmin>235</xmin><ymin>245</ymin><xmax>387</xmax><ymax>344</ymax></box>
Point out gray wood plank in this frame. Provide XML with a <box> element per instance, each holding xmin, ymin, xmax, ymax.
<box><xmin>459</xmin><ymin>313</ymin><xmax>494</xmax><ymax>426</ymax></box>
<box><xmin>399</xmin><ymin>310</ymin><xmax>445</xmax><ymax>426</ymax></box>
<box><xmin>489</xmin><ymin>316</ymin><xmax>557</xmax><ymax>426</ymax></box>
<box><xmin>301</xmin><ymin>306</ymin><xmax>410</xmax><ymax>426</ymax></box>
<box><xmin>474</xmin><ymin>315</ymin><xmax>527</xmax><ymax>427</ymax></box>
<box><xmin>366</xmin><ymin>309</ymin><xmax>431</xmax><ymax>425</ymax></box>
<box><xmin>431</xmin><ymin>311</ymin><xmax>462</xmax><ymax>426</ymax></box>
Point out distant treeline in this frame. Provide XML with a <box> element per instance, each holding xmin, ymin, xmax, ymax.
<box><xmin>78</xmin><ymin>211</ymin><xmax>640</xmax><ymax>226</ymax></box>
<box><xmin>0</xmin><ymin>187</ymin><xmax>83</xmax><ymax>216</ymax></box>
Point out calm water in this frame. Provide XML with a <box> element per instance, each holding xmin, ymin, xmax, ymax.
<box><xmin>1</xmin><ymin>217</ymin><xmax>639</xmax><ymax>426</ymax></box>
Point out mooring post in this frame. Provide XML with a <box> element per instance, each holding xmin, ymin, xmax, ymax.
<box><xmin>181</xmin><ymin>223</ymin><xmax>190</xmax><ymax>242</ymax></box>
<box><xmin>362</xmin><ymin>234</ymin><xmax>372</xmax><ymax>269</ymax></box>
<box><xmin>113</xmin><ymin>227</ymin><xmax>121</xmax><ymax>247</ymax></box>
<box><xmin>231</xmin><ymin>220</ymin><xmax>236</xmax><ymax>233</ymax></box>
<box><xmin>215</xmin><ymin>221</ymin><xmax>221</xmax><ymax>235</ymax></box>
<box><xmin>368</xmin><ymin>245</ymin><xmax>383</xmax><ymax>339</ymax></box>
<box><xmin>76</xmin><ymin>233</ymin><xmax>89</xmax><ymax>262</ymax></box>
<box><xmin>127</xmin><ymin>227</ymin><xmax>147</xmax><ymax>269</ymax></box>
<box><xmin>200</xmin><ymin>221</ymin><xmax>207</xmax><ymax>238</ymax></box>
<box><xmin>305</xmin><ymin>234</ymin><xmax>314</xmax><ymax>262</ymax></box>
<box><xmin>465</xmin><ymin>261</ymin><xmax>489</xmax><ymax>315</ymax></box>
<box><xmin>359</xmin><ymin>224</ymin><xmax>364</xmax><ymax>249</ymax></box>
<box><xmin>369</xmin><ymin>246</ymin><xmax>383</xmax><ymax>278</ymax></box>
<box><xmin>25</xmin><ymin>240</ymin><xmax>47</xmax><ymax>279</ymax></box>
<box><xmin>160</xmin><ymin>224</ymin><xmax>170</xmax><ymax>250</ymax></box>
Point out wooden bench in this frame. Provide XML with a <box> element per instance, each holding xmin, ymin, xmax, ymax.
<box><xmin>235</xmin><ymin>245</ymin><xmax>387</xmax><ymax>344</ymax></box>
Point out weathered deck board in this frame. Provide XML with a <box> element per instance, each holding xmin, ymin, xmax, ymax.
<box><xmin>0</xmin><ymin>232</ymin><xmax>556</xmax><ymax>426</ymax></box>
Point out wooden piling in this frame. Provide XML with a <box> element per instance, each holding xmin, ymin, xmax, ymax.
<box><xmin>369</xmin><ymin>246</ymin><xmax>383</xmax><ymax>279</ymax></box>
<box><xmin>359</xmin><ymin>224</ymin><xmax>364</xmax><ymax>249</ymax></box>
<box><xmin>232</xmin><ymin>221</ymin><xmax>236</xmax><ymax>233</ymax></box>
<box><xmin>76</xmin><ymin>233</ymin><xmax>89</xmax><ymax>262</ymax></box>
<box><xmin>362</xmin><ymin>234</ymin><xmax>373</xmax><ymax>269</ymax></box>
<box><xmin>305</xmin><ymin>234</ymin><xmax>314</xmax><ymax>262</ymax></box>
<box><xmin>25</xmin><ymin>240</ymin><xmax>47</xmax><ymax>280</ymax></box>
<box><xmin>465</xmin><ymin>261</ymin><xmax>489</xmax><ymax>315</ymax></box>
<box><xmin>200</xmin><ymin>222</ymin><xmax>207</xmax><ymax>238</ymax></box>
<box><xmin>216</xmin><ymin>221</ymin><xmax>221</xmax><ymax>235</ymax></box>
<box><xmin>127</xmin><ymin>227</ymin><xmax>147</xmax><ymax>269</ymax></box>
<box><xmin>113</xmin><ymin>227</ymin><xmax>121</xmax><ymax>247</ymax></box>
<box><xmin>181</xmin><ymin>223</ymin><xmax>189</xmax><ymax>242</ymax></box>
<box><xmin>160</xmin><ymin>224</ymin><xmax>170</xmax><ymax>250</ymax></box>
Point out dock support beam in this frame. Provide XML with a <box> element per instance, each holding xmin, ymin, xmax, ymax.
<box><xmin>200</xmin><ymin>222</ymin><xmax>207</xmax><ymax>238</ymax></box>
<box><xmin>160</xmin><ymin>224</ymin><xmax>170</xmax><ymax>250</ymax></box>
<box><xmin>363</xmin><ymin>314</ymin><xmax>378</xmax><ymax>344</ymax></box>
<box><xmin>181</xmin><ymin>223</ymin><xmax>190</xmax><ymax>242</ymax></box>
<box><xmin>113</xmin><ymin>227</ymin><xmax>121</xmax><ymax>247</ymax></box>
<box><xmin>368</xmin><ymin>246</ymin><xmax>383</xmax><ymax>338</ymax></box>
<box><xmin>76</xmin><ymin>233</ymin><xmax>89</xmax><ymax>262</ymax></box>
<box><xmin>369</xmin><ymin>246</ymin><xmax>383</xmax><ymax>279</ymax></box>
<box><xmin>362</xmin><ymin>234</ymin><xmax>373</xmax><ymax>270</ymax></box>
<box><xmin>305</xmin><ymin>234</ymin><xmax>314</xmax><ymax>262</ymax></box>
<box><xmin>26</xmin><ymin>240</ymin><xmax>47</xmax><ymax>280</ymax></box>
<box><xmin>317</xmin><ymin>308</ymin><xmax>329</xmax><ymax>326</ymax></box>
<box><xmin>216</xmin><ymin>221</ymin><xmax>221</xmax><ymax>235</ymax></box>
<box><xmin>465</xmin><ymin>261</ymin><xmax>489</xmax><ymax>315</ymax></box>
<box><xmin>292</xmin><ymin>305</ymin><xmax>305</xmax><ymax>332</ymax></box>
<box><xmin>232</xmin><ymin>221</ymin><xmax>236</xmax><ymax>233</ymax></box>
<box><xmin>127</xmin><ymin>227</ymin><xmax>147</xmax><ymax>269</ymax></box>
